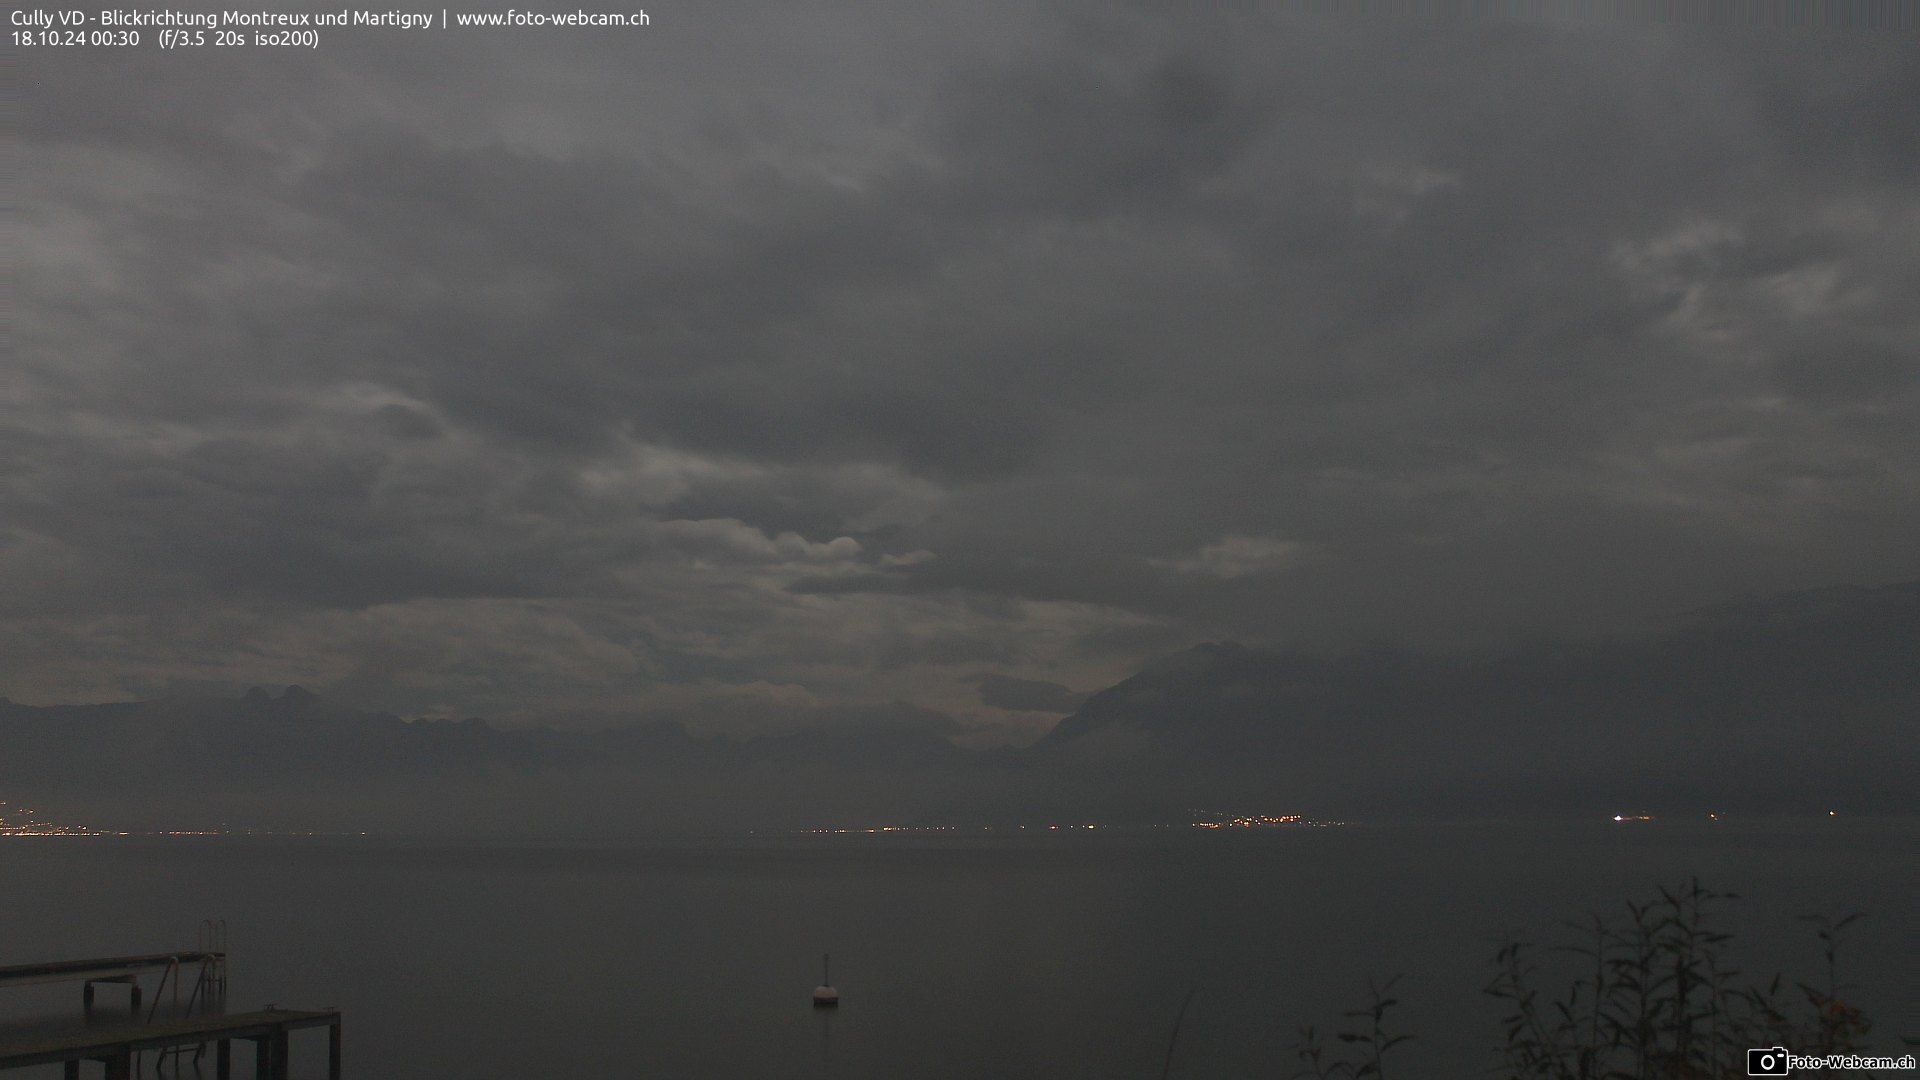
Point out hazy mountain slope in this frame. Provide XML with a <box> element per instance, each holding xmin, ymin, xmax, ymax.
<box><xmin>3</xmin><ymin>581</ymin><xmax>1912</xmax><ymax>831</ymax></box>
<box><xmin>1029</xmin><ymin>581</ymin><xmax>1919</xmax><ymax>817</ymax></box>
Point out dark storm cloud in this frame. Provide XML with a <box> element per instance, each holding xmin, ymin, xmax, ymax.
<box><xmin>7</xmin><ymin>3</ymin><xmax>1916</xmax><ymax>739</ymax></box>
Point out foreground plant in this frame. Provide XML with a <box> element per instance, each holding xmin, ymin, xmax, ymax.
<box><xmin>1292</xmin><ymin>976</ymin><xmax>1412</xmax><ymax>1080</ymax></box>
<box><xmin>1486</xmin><ymin>879</ymin><xmax>1869</xmax><ymax>1079</ymax></box>
<box><xmin>1292</xmin><ymin>879</ymin><xmax>1871</xmax><ymax>1080</ymax></box>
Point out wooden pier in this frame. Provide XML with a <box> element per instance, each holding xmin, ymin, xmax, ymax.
<box><xmin>0</xmin><ymin>955</ymin><xmax>225</xmax><ymax>988</ymax></box>
<box><xmin>0</xmin><ymin>954</ymin><xmax>226</xmax><ymax>1015</ymax></box>
<box><xmin>0</xmin><ymin>1008</ymin><xmax>340</xmax><ymax>1079</ymax></box>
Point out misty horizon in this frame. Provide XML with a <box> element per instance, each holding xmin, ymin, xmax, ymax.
<box><xmin>6</xmin><ymin>576</ymin><xmax>1913</xmax><ymax>835</ymax></box>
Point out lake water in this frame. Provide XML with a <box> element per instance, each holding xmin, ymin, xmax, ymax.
<box><xmin>1</xmin><ymin>819</ymin><xmax>1913</xmax><ymax>1078</ymax></box>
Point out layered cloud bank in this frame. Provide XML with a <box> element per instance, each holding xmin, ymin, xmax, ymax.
<box><xmin>9</xmin><ymin>5</ymin><xmax>1917</xmax><ymax>743</ymax></box>
<box><xmin>5</xmin><ymin>582</ymin><xmax>1911</xmax><ymax>832</ymax></box>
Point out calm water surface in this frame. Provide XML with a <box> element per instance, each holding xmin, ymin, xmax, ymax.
<box><xmin>1</xmin><ymin>820</ymin><xmax>1913</xmax><ymax>1078</ymax></box>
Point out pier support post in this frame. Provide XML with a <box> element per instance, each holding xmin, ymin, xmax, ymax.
<box><xmin>328</xmin><ymin>1017</ymin><xmax>342</xmax><ymax>1080</ymax></box>
<box><xmin>63</xmin><ymin>1062</ymin><xmax>79</xmax><ymax>1080</ymax></box>
<box><xmin>216</xmin><ymin>1038</ymin><xmax>232</xmax><ymax>1079</ymax></box>
<box><xmin>255</xmin><ymin>1036</ymin><xmax>271</xmax><ymax>1078</ymax></box>
<box><xmin>102</xmin><ymin>1050</ymin><xmax>131</xmax><ymax>1080</ymax></box>
<box><xmin>270</xmin><ymin>1029</ymin><xmax>290</xmax><ymax>1080</ymax></box>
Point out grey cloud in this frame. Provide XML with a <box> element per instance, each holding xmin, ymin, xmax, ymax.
<box><xmin>7</xmin><ymin>5</ymin><xmax>1917</xmax><ymax>742</ymax></box>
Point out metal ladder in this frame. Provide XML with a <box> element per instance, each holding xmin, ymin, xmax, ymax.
<box><xmin>145</xmin><ymin>920</ymin><xmax>229</xmax><ymax>1075</ymax></box>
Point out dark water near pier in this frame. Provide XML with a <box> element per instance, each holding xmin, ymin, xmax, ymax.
<box><xmin>1</xmin><ymin>819</ymin><xmax>1913</xmax><ymax>1078</ymax></box>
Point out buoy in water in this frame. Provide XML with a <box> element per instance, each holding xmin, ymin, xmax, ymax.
<box><xmin>812</xmin><ymin>952</ymin><xmax>839</xmax><ymax>1007</ymax></box>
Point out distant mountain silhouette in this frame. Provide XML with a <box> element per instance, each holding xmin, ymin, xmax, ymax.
<box><xmin>1029</xmin><ymin>580</ymin><xmax>1918</xmax><ymax>817</ymax></box>
<box><xmin>3</xmin><ymin>581</ymin><xmax>1913</xmax><ymax>832</ymax></box>
<box><xmin>0</xmin><ymin>687</ymin><xmax>969</xmax><ymax>833</ymax></box>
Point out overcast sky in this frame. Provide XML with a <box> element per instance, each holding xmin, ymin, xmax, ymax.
<box><xmin>8</xmin><ymin>2</ymin><xmax>1916</xmax><ymax>741</ymax></box>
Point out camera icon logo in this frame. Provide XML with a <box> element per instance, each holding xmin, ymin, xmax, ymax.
<box><xmin>1747</xmin><ymin>1047</ymin><xmax>1791</xmax><ymax>1075</ymax></box>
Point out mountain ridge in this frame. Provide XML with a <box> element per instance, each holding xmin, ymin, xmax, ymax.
<box><xmin>4</xmin><ymin>580</ymin><xmax>1914</xmax><ymax>830</ymax></box>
